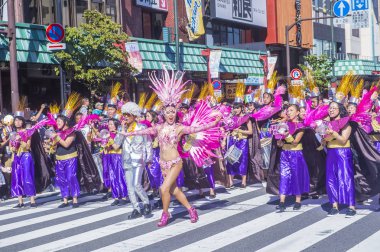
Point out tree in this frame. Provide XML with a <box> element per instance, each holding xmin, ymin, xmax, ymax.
<box><xmin>55</xmin><ymin>10</ymin><xmax>135</xmax><ymax>93</ymax></box>
<box><xmin>299</xmin><ymin>54</ymin><xmax>334</xmax><ymax>92</ymax></box>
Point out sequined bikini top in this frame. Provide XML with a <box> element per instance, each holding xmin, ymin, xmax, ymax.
<box><xmin>157</xmin><ymin>123</ymin><xmax>179</xmax><ymax>150</ymax></box>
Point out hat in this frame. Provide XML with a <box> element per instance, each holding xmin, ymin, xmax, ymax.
<box><xmin>15</xmin><ymin>96</ymin><xmax>27</xmax><ymax>118</ymax></box>
<box><xmin>334</xmin><ymin>71</ymin><xmax>355</xmax><ymax>104</ymax></box>
<box><xmin>348</xmin><ymin>79</ymin><xmax>364</xmax><ymax>105</ymax></box>
<box><xmin>181</xmin><ymin>83</ymin><xmax>196</xmax><ymax>106</ymax></box>
<box><xmin>121</xmin><ymin>102</ymin><xmax>141</xmax><ymax>117</ymax></box>
<box><xmin>49</xmin><ymin>103</ymin><xmax>60</xmax><ymax>118</ymax></box>
<box><xmin>234</xmin><ymin>81</ymin><xmax>245</xmax><ymax>104</ymax></box>
<box><xmin>304</xmin><ymin>68</ymin><xmax>320</xmax><ymax>98</ymax></box>
<box><xmin>151</xmin><ymin>100</ymin><xmax>162</xmax><ymax>112</ymax></box>
<box><xmin>197</xmin><ymin>82</ymin><xmax>210</xmax><ymax>102</ymax></box>
<box><xmin>143</xmin><ymin>93</ymin><xmax>157</xmax><ymax>114</ymax></box>
<box><xmin>62</xmin><ymin>92</ymin><xmax>81</xmax><ymax>118</ymax></box>
<box><xmin>108</xmin><ymin>82</ymin><xmax>122</xmax><ymax>106</ymax></box>
<box><xmin>265</xmin><ymin>71</ymin><xmax>278</xmax><ymax>94</ymax></box>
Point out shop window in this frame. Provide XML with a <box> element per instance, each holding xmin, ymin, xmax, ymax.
<box><xmin>227</xmin><ymin>27</ymin><xmax>234</xmax><ymax>45</ymax></box>
<box><xmin>352</xmin><ymin>29</ymin><xmax>360</xmax><ymax>37</ymax></box>
<box><xmin>24</xmin><ymin>0</ymin><xmax>39</xmax><ymax>23</ymax></box>
<box><xmin>91</xmin><ymin>0</ymin><xmax>104</xmax><ymax>12</ymax></box>
<box><xmin>76</xmin><ymin>0</ymin><xmax>89</xmax><ymax>25</ymax></box>
<box><xmin>152</xmin><ymin>12</ymin><xmax>164</xmax><ymax>40</ymax></box>
<box><xmin>142</xmin><ymin>11</ymin><xmax>152</xmax><ymax>39</ymax></box>
<box><xmin>105</xmin><ymin>0</ymin><xmax>117</xmax><ymax>22</ymax></box>
<box><xmin>41</xmin><ymin>0</ymin><xmax>55</xmax><ymax>25</ymax></box>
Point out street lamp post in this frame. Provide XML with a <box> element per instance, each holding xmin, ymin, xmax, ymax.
<box><xmin>285</xmin><ymin>15</ymin><xmax>335</xmax><ymax>83</ymax></box>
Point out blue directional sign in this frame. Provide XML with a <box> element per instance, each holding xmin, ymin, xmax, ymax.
<box><xmin>351</xmin><ymin>0</ymin><xmax>369</xmax><ymax>11</ymax></box>
<box><xmin>333</xmin><ymin>0</ymin><xmax>350</xmax><ymax>17</ymax></box>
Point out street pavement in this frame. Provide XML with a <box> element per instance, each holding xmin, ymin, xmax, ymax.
<box><xmin>0</xmin><ymin>184</ymin><xmax>380</xmax><ymax>252</ymax></box>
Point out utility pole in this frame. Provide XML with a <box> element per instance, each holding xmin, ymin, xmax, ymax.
<box><xmin>174</xmin><ymin>0</ymin><xmax>180</xmax><ymax>71</ymax></box>
<box><xmin>330</xmin><ymin>0</ymin><xmax>335</xmax><ymax>76</ymax></box>
<box><xmin>8</xmin><ymin>0</ymin><xmax>19</xmax><ymax>113</ymax></box>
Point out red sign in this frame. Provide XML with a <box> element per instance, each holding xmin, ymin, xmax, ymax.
<box><xmin>290</xmin><ymin>68</ymin><xmax>302</xmax><ymax>80</ymax></box>
<box><xmin>46</xmin><ymin>23</ymin><xmax>65</xmax><ymax>43</ymax></box>
<box><xmin>212</xmin><ymin>80</ymin><xmax>222</xmax><ymax>90</ymax></box>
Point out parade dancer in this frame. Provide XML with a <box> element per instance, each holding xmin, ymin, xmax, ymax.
<box><xmin>122</xmin><ymin>66</ymin><xmax>221</xmax><ymax>227</ymax></box>
<box><xmin>51</xmin><ymin>93</ymin><xmax>82</xmax><ymax>208</ymax></box>
<box><xmin>225</xmin><ymin>82</ymin><xmax>252</xmax><ymax>188</ymax></box>
<box><xmin>322</xmin><ymin>73</ymin><xmax>356</xmax><ymax>217</ymax></box>
<box><xmin>10</xmin><ymin>111</ymin><xmax>37</xmax><ymax>208</ymax></box>
<box><xmin>275</xmin><ymin>86</ymin><xmax>310</xmax><ymax>212</ymax></box>
<box><xmin>101</xmin><ymin>119</ymin><xmax>128</xmax><ymax>206</ymax></box>
<box><xmin>113</xmin><ymin>101</ymin><xmax>153</xmax><ymax>219</ymax></box>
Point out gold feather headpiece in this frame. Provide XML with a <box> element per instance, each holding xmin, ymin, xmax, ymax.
<box><xmin>349</xmin><ymin>79</ymin><xmax>364</xmax><ymax>105</ymax></box>
<box><xmin>234</xmin><ymin>81</ymin><xmax>246</xmax><ymax>104</ymax></box>
<box><xmin>62</xmin><ymin>92</ymin><xmax>81</xmax><ymax>118</ymax></box>
<box><xmin>334</xmin><ymin>71</ymin><xmax>356</xmax><ymax>104</ymax></box>
<box><xmin>265</xmin><ymin>71</ymin><xmax>278</xmax><ymax>94</ymax></box>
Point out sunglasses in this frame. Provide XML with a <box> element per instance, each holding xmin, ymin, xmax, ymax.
<box><xmin>123</xmin><ymin>113</ymin><xmax>133</xmax><ymax>117</ymax></box>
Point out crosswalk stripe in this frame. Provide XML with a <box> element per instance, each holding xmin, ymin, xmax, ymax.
<box><xmin>0</xmin><ymin>206</ymin><xmax>130</xmax><ymax>248</ymax></box>
<box><xmin>0</xmin><ymin>195</ymin><xmax>110</xmax><ymax>223</ymax></box>
<box><xmin>347</xmin><ymin>230</ymin><xmax>380</xmax><ymax>252</ymax></box>
<box><xmin>257</xmin><ymin>209</ymin><xmax>372</xmax><ymax>252</ymax></box>
<box><xmin>171</xmin><ymin>204</ymin><xmax>319</xmax><ymax>252</ymax></box>
<box><xmin>0</xmin><ymin>203</ymin><xmax>116</xmax><ymax>232</ymax></box>
<box><xmin>91</xmin><ymin>194</ymin><xmax>274</xmax><ymax>251</ymax></box>
<box><xmin>18</xmin><ymin>186</ymin><xmax>262</xmax><ymax>252</ymax></box>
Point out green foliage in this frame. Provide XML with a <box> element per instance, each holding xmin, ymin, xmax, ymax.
<box><xmin>299</xmin><ymin>54</ymin><xmax>334</xmax><ymax>91</ymax></box>
<box><xmin>54</xmin><ymin>10</ymin><xmax>135</xmax><ymax>92</ymax></box>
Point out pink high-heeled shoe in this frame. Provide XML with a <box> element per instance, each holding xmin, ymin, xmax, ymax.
<box><xmin>188</xmin><ymin>206</ymin><xmax>199</xmax><ymax>223</ymax></box>
<box><xmin>157</xmin><ymin>211</ymin><xmax>170</xmax><ymax>227</ymax></box>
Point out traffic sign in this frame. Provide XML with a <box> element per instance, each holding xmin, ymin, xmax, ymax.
<box><xmin>333</xmin><ymin>0</ymin><xmax>350</xmax><ymax>17</ymax></box>
<box><xmin>351</xmin><ymin>9</ymin><xmax>369</xmax><ymax>28</ymax></box>
<box><xmin>47</xmin><ymin>43</ymin><xmax>66</xmax><ymax>51</ymax></box>
<box><xmin>351</xmin><ymin>0</ymin><xmax>368</xmax><ymax>11</ymax></box>
<box><xmin>290</xmin><ymin>68</ymin><xmax>302</xmax><ymax>80</ymax></box>
<box><xmin>212</xmin><ymin>80</ymin><xmax>222</xmax><ymax>90</ymax></box>
<box><xmin>46</xmin><ymin>23</ymin><xmax>65</xmax><ymax>43</ymax></box>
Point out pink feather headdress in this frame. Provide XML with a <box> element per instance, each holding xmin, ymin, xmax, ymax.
<box><xmin>149</xmin><ymin>65</ymin><xmax>189</xmax><ymax>107</ymax></box>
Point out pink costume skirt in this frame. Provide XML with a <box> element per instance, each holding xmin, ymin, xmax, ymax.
<box><xmin>159</xmin><ymin>156</ymin><xmax>182</xmax><ymax>177</ymax></box>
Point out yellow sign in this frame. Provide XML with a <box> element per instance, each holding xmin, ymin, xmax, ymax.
<box><xmin>225</xmin><ymin>84</ymin><xmax>237</xmax><ymax>100</ymax></box>
<box><xmin>184</xmin><ymin>0</ymin><xmax>205</xmax><ymax>41</ymax></box>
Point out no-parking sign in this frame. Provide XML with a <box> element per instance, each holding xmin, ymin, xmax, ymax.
<box><xmin>290</xmin><ymin>68</ymin><xmax>302</xmax><ymax>80</ymax></box>
<box><xmin>46</xmin><ymin>23</ymin><xmax>65</xmax><ymax>43</ymax></box>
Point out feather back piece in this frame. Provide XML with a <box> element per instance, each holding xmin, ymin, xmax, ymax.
<box><xmin>149</xmin><ymin>65</ymin><xmax>189</xmax><ymax>107</ymax></box>
<box><xmin>198</xmin><ymin>82</ymin><xmax>210</xmax><ymax>101</ymax></box>
<box><xmin>17</xmin><ymin>96</ymin><xmax>27</xmax><ymax>111</ymax></box>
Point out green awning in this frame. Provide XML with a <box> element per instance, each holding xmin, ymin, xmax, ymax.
<box><xmin>134</xmin><ymin>38</ymin><xmax>264</xmax><ymax>76</ymax></box>
<box><xmin>0</xmin><ymin>22</ymin><xmax>59</xmax><ymax>65</ymax></box>
<box><xmin>334</xmin><ymin>59</ymin><xmax>380</xmax><ymax>76</ymax></box>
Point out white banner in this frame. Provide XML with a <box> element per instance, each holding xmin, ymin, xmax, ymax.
<box><xmin>209</xmin><ymin>49</ymin><xmax>222</xmax><ymax>79</ymax></box>
<box><xmin>125</xmin><ymin>42</ymin><xmax>143</xmax><ymax>74</ymax></box>
<box><xmin>267</xmin><ymin>56</ymin><xmax>277</xmax><ymax>80</ymax></box>
<box><xmin>212</xmin><ymin>0</ymin><xmax>267</xmax><ymax>27</ymax></box>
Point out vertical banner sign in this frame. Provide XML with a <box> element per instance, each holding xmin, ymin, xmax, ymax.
<box><xmin>209</xmin><ymin>49</ymin><xmax>222</xmax><ymax>79</ymax></box>
<box><xmin>267</xmin><ymin>56</ymin><xmax>278</xmax><ymax>80</ymax></box>
<box><xmin>184</xmin><ymin>0</ymin><xmax>205</xmax><ymax>41</ymax></box>
<box><xmin>125</xmin><ymin>42</ymin><xmax>143</xmax><ymax>74</ymax></box>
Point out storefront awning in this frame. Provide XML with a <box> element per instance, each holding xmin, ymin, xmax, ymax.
<box><xmin>134</xmin><ymin>38</ymin><xmax>264</xmax><ymax>77</ymax></box>
<box><xmin>334</xmin><ymin>60</ymin><xmax>380</xmax><ymax>76</ymax></box>
<box><xmin>0</xmin><ymin>23</ymin><xmax>59</xmax><ymax>65</ymax></box>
